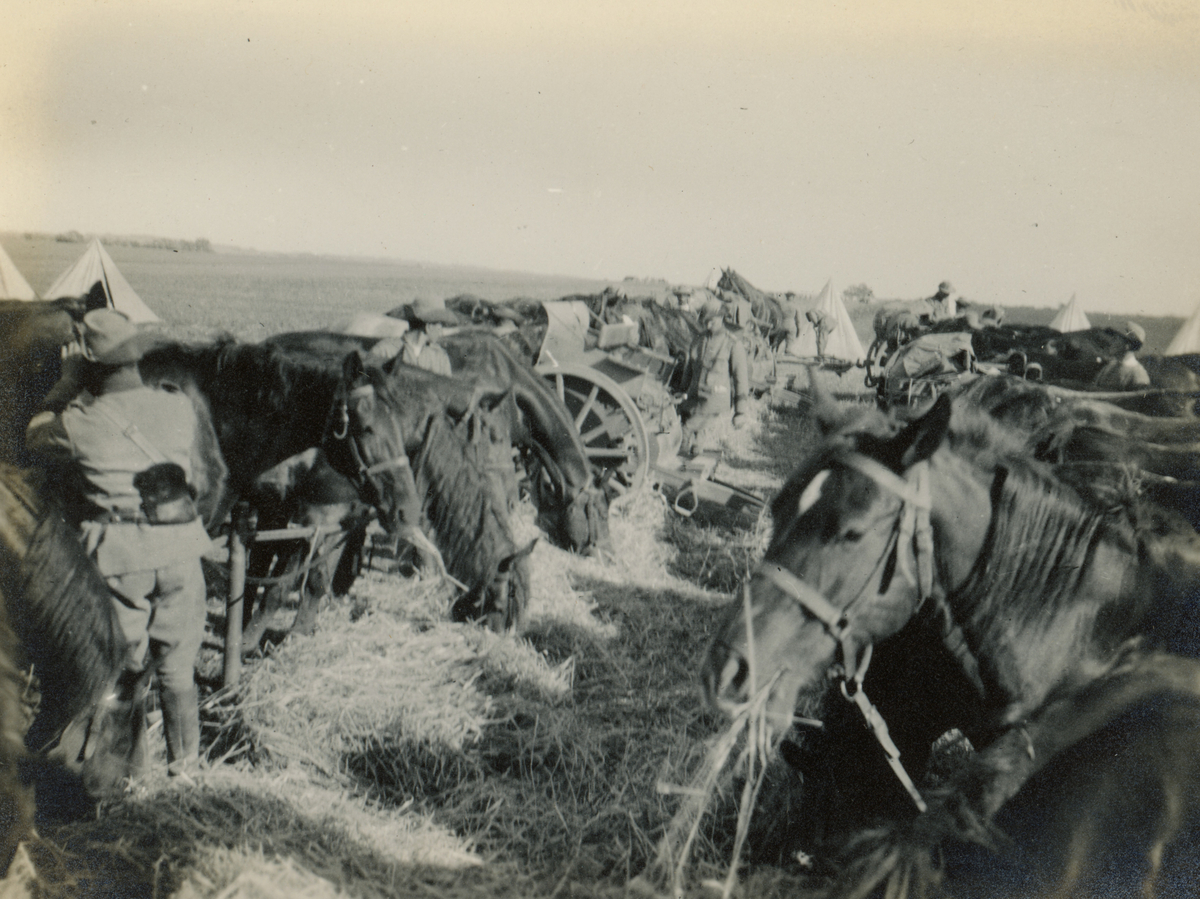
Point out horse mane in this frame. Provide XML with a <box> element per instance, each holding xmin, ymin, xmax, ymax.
<box><xmin>365</xmin><ymin>361</ymin><xmax>523</xmax><ymax>594</ymax></box>
<box><xmin>951</xmin><ymin>463</ymin><xmax>1115</xmax><ymax>638</ymax></box>
<box><xmin>408</xmin><ymin>410</ymin><xmax>518</xmax><ymax>591</ymax></box>
<box><xmin>0</xmin><ymin>465</ymin><xmax>125</xmax><ymax>749</ymax></box>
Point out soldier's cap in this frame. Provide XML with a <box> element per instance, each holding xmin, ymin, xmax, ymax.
<box><xmin>1125</xmin><ymin>321</ymin><xmax>1146</xmax><ymax>345</ymax></box>
<box><xmin>81</xmin><ymin>309</ymin><xmax>148</xmax><ymax>365</ymax></box>
<box><xmin>937</xmin><ymin>281</ymin><xmax>954</xmax><ymax>295</ymax></box>
<box><xmin>392</xmin><ymin>296</ymin><xmax>460</xmax><ymax>325</ymax></box>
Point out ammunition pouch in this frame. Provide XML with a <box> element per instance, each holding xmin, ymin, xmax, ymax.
<box><xmin>133</xmin><ymin>462</ymin><xmax>199</xmax><ymax>525</ymax></box>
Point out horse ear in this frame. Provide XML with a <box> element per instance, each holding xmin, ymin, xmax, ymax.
<box><xmin>341</xmin><ymin>350</ymin><xmax>366</xmax><ymax>384</ymax></box>
<box><xmin>889</xmin><ymin>393</ymin><xmax>951</xmax><ymax>469</ymax></box>
<box><xmin>498</xmin><ymin>538</ymin><xmax>538</xmax><ymax>573</ymax></box>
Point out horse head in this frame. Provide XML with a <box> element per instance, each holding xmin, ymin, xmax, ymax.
<box><xmin>451</xmin><ymin>538</ymin><xmax>537</xmax><ymax>633</ymax></box>
<box><xmin>527</xmin><ymin>441</ymin><xmax>611</xmax><ymax>557</ymax></box>
<box><xmin>323</xmin><ymin>351</ymin><xmax>424</xmax><ymax>546</ymax></box>
<box><xmin>704</xmin><ymin>396</ymin><xmax>954</xmax><ymax>735</ymax></box>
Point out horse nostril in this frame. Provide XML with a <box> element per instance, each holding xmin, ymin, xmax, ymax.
<box><xmin>706</xmin><ymin>652</ymin><xmax>751</xmax><ymax>710</ymax></box>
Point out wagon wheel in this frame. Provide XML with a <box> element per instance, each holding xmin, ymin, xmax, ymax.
<box><xmin>864</xmin><ymin>338</ymin><xmax>890</xmax><ymax>388</ymax></box>
<box><xmin>536</xmin><ymin>363</ymin><xmax>651</xmax><ymax>501</ymax></box>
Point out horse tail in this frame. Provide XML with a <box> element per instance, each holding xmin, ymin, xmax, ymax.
<box><xmin>1</xmin><ymin>466</ymin><xmax>126</xmax><ymax>751</ymax></box>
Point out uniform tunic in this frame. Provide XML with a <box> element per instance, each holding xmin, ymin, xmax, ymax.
<box><xmin>678</xmin><ymin>329</ymin><xmax>749</xmax><ymax>452</ymax></box>
<box><xmin>26</xmin><ymin>385</ymin><xmax>210</xmax><ymax>682</ymax></box>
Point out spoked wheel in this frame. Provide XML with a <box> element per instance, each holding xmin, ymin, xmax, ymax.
<box><xmin>864</xmin><ymin>338</ymin><xmax>891</xmax><ymax>388</ymax></box>
<box><xmin>537</xmin><ymin>363</ymin><xmax>651</xmax><ymax>501</ymax></box>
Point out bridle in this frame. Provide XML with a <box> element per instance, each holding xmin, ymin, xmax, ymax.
<box><xmin>751</xmin><ymin>450</ymin><xmax>935</xmax><ymax>812</ymax></box>
<box><xmin>330</xmin><ymin>383</ymin><xmax>413</xmax><ymax>502</ymax></box>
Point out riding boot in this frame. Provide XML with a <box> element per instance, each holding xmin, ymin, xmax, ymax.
<box><xmin>160</xmin><ymin>684</ymin><xmax>200</xmax><ymax>777</ymax></box>
<box><xmin>115</xmin><ymin>669</ymin><xmax>150</xmax><ymax>777</ymax></box>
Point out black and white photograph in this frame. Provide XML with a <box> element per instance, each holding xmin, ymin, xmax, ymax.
<box><xmin>2</xmin><ymin>2</ymin><xmax>1198</xmax><ymax>896</ymax></box>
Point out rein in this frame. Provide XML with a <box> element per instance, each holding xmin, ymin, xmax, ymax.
<box><xmin>755</xmin><ymin>451</ymin><xmax>934</xmax><ymax>812</ymax></box>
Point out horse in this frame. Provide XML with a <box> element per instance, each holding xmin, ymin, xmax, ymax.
<box><xmin>239</xmin><ymin>449</ymin><xmax>370</xmax><ymax>652</ymax></box>
<box><xmin>703</xmin><ymin>390</ymin><xmax>1200</xmax><ymax>896</ymax></box>
<box><xmin>330</xmin><ymin>352</ymin><xmax>536</xmax><ymax>632</ymax></box>
<box><xmin>947</xmin><ymin>374</ymin><xmax>1200</xmax><ymax>531</ymax></box>
<box><xmin>0</xmin><ymin>299</ymin><xmax>83</xmax><ymax>468</ymax></box>
<box><xmin>139</xmin><ymin>339</ymin><xmax>533</xmax><ymax>634</ymax></box>
<box><xmin>0</xmin><ymin>463</ymin><xmax>147</xmax><ymax>872</ymax></box>
<box><xmin>266</xmin><ymin>328</ymin><xmax>611</xmax><ymax>557</ymax></box>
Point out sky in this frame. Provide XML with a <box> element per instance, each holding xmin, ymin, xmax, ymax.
<box><xmin>2</xmin><ymin>1</ymin><xmax>1198</xmax><ymax>315</ymax></box>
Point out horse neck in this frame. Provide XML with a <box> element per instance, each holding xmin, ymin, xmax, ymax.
<box><xmin>512</xmin><ymin>377</ymin><xmax>592</xmax><ymax>492</ymax></box>
<box><xmin>927</xmin><ymin>448</ymin><xmax>1139</xmax><ymax>729</ymax></box>
<box><xmin>205</xmin><ymin>349</ymin><xmax>342</xmax><ymax>489</ymax></box>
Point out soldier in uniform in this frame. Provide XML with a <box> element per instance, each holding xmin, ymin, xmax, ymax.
<box><xmin>371</xmin><ymin>296</ymin><xmax>458</xmax><ymax>375</ymax></box>
<box><xmin>807</xmin><ymin>308</ymin><xmax>837</xmax><ymax>358</ymax></box>
<box><xmin>928</xmin><ymin>280</ymin><xmax>957</xmax><ymax>320</ymax></box>
<box><xmin>26</xmin><ymin>310</ymin><xmax>213</xmax><ymax>779</ymax></box>
<box><xmin>677</xmin><ymin>299</ymin><xmax>750</xmax><ymax>455</ymax></box>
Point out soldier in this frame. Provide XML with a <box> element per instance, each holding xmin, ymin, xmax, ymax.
<box><xmin>677</xmin><ymin>299</ymin><xmax>750</xmax><ymax>455</ymax></box>
<box><xmin>807</xmin><ymin>308</ymin><xmax>837</xmax><ymax>358</ymax></box>
<box><xmin>929</xmin><ymin>281</ymin><xmax>957</xmax><ymax>320</ymax></box>
<box><xmin>26</xmin><ymin>310</ymin><xmax>213</xmax><ymax>779</ymax></box>
<box><xmin>372</xmin><ymin>297</ymin><xmax>458</xmax><ymax>375</ymax></box>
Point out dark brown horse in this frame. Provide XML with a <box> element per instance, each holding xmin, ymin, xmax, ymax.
<box><xmin>266</xmin><ymin>328</ymin><xmax>610</xmax><ymax>557</ymax></box>
<box><xmin>140</xmin><ymin>338</ymin><xmax>532</xmax><ymax>633</ymax></box>
<box><xmin>329</xmin><ymin>352</ymin><xmax>536</xmax><ymax>631</ymax></box>
<box><xmin>0</xmin><ymin>463</ymin><xmax>143</xmax><ymax>872</ymax></box>
<box><xmin>703</xmin><ymin>392</ymin><xmax>1200</xmax><ymax>896</ymax></box>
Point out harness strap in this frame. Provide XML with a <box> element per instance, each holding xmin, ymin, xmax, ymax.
<box><xmin>839</xmin><ymin>645</ymin><xmax>929</xmax><ymax>813</ymax></box>
<box><xmin>757</xmin><ymin>563</ymin><xmax>852</xmax><ymax>643</ymax></box>
<box><xmin>365</xmin><ymin>455</ymin><xmax>410</xmax><ymax>476</ymax></box>
<box><xmin>840</xmin><ymin>452</ymin><xmax>931</xmax><ymax>509</ymax></box>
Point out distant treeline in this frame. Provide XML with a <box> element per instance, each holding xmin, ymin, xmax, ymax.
<box><xmin>43</xmin><ymin>230</ymin><xmax>213</xmax><ymax>253</ymax></box>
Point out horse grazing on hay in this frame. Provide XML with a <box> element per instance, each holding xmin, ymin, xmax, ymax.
<box><xmin>329</xmin><ymin>352</ymin><xmax>536</xmax><ymax>632</ymax></box>
<box><xmin>0</xmin><ymin>463</ymin><xmax>147</xmax><ymax>873</ymax></box>
<box><xmin>266</xmin><ymin>328</ymin><xmax>611</xmax><ymax>557</ymax></box>
<box><xmin>703</xmin><ymin>390</ymin><xmax>1200</xmax><ymax>897</ymax></box>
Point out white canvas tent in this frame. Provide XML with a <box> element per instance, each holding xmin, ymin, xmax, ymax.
<box><xmin>0</xmin><ymin>241</ymin><xmax>37</xmax><ymax>300</ymax></box>
<box><xmin>1166</xmin><ymin>301</ymin><xmax>1200</xmax><ymax>356</ymax></box>
<box><xmin>44</xmin><ymin>237</ymin><xmax>159</xmax><ymax>322</ymax></box>
<box><xmin>813</xmin><ymin>279</ymin><xmax>866</xmax><ymax>362</ymax></box>
<box><xmin>1049</xmin><ymin>293</ymin><xmax>1090</xmax><ymax>333</ymax></box>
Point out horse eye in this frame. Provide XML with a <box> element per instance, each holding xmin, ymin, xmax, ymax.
<box><xmin>842</xmin><ymin>529</ymin><xmax>864</xmax><ymax>543</ymax></box>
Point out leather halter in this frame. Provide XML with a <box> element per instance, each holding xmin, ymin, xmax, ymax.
<box><xmin>753</xmin><ymin>451</ymin><xmax>934</xmax><ymax>812</ymax></box>
<box><xmin>332</xmin><ymin>384</ymin><xmax>412</xmax><ymax>495</ymax></box>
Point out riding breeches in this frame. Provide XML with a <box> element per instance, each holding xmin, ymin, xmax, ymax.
<box><xmin>105</xmin><ymin>557</ymin><xmax>206</xmax><ymax>693</ymax></box>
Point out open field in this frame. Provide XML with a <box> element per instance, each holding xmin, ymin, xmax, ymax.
<box><xmin>4</xmin><ymin>232</ymin><xmax>1186</xmax><ymax>353</ymax></box>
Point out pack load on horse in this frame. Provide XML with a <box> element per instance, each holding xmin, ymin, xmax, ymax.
<box><xmin>703</xmin><ymin>382</ymin><xmax>1200</xmax><ymax>897</ymax></box>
